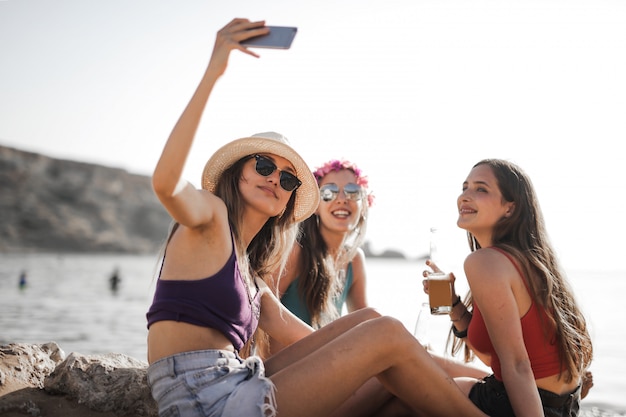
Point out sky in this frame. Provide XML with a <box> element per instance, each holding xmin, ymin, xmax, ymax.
<box><xmin>1</xmin><ymin>0</ymin><xmax>625</xmax><ymax>271</ymax></box>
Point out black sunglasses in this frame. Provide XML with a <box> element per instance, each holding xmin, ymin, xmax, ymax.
<box><xmin>254</xmin><ymin>155</ymin><xmax>302</xmax><ymax>192</ymax></box>
<box><xmin>319</xmin><ymin>183</ymin><xmax>364</xmax><ymax>202</ymax></box>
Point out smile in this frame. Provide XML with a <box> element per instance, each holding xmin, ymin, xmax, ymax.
<box><xmin>331</xmin><ymin>209</ymin><xmax>351</xmax><ymax>218</ymax></box>
<box><xmin>459</xmin><ymin>208</ymin><xmax>476</xmax><ymax>214</ymax></box>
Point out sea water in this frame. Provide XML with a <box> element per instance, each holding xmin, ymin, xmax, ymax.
<box><xmin>0</xmin><ymin>253</ymin><xmax>624</xmax><ymax>413</ymax></box>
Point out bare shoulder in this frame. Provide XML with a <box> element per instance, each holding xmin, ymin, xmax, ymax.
<box><xmin>351</xmin><ymin>248</ymin><xmax>367</xmax><ymax>268</ymax></box>
<box><xmin>464</xmin><ymin>248</ymin><xmax>518</xmax><ymax>287</ymax></box>
<box><xmin>349</xmin><ymin>248</ymin><xmax>367</xmax><ymax>282</ymax></box>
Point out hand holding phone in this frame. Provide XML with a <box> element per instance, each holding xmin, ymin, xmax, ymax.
<box><xmin>241</xmin><ymin>26</ymin><xmax>298</xmax><ymax>49</ymax></box>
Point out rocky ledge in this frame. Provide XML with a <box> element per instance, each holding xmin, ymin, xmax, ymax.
<box><xmin>0</xmin><ymin>343</ymin><xmax>156</xmax><ymax>417</ymax></box>
<box><xmin>1</xmin><ymin>342</ymin><xmax>624</xmax><ymax>417</ymax></box>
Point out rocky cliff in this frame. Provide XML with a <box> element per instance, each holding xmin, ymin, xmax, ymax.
<box><xmin>0</xmin><ymin>145</ymin><xmax>171</xmax><ymax>253</ymax></box>
<box><xmin>0</xmin><ymin>144</ymin><xmax>409</xmax><ymax>258</ymax></box>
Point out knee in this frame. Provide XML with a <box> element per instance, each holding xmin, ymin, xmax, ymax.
<box><xmin>358</xmin><ymin>316</ymin><xmax>417</xmax><ymax>358</ymax></box>
<box><xmin>357</xmin><ymin>307</ymin><xmax>382</xmax><ymax>321</ymax></box>
<box><xmin>343</xmin><ymin>307</ymin><xmax>382</xmax><ymax>325</ymax></box>
<box><xmin>370</xmin><ymin>316</ymin><xmax>411</xmax><ymax>343</ymax></box>
<box><xmin>377</xmin><ymin>315</ymin><xmax>406</xmax><ymax>331</ymax></box>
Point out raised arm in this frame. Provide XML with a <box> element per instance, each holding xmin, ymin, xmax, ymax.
<box><xmin>152</xmin><ymin>18</ymin><xmax>270</xmax><ymax>227</ymax></box>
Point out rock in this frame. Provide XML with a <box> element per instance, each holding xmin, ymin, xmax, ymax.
<box><xmin>3</xmin><ymin>342</ymin><xmax>623</xmax><ymax>417</ymax></box>
<box><xmin>0</xmin><ymin>144</ymin><xmax>171</xmax><ymax>254</ymax></box>
<box><xmin>44</xmin><ymin>352</ymin><xmax>156</xmax><ymax>416</ymax></box>
<box><xmin>0</xmin><ymin>343</ymin><xmax>157</xmax><ymax>417</ymax></box>
<box><xmin>0</xmin><ymin>342</ymin><xmax>65</xmax><ymax>396</ymax></box>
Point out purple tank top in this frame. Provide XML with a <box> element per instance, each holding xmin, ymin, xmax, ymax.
<box><xmin>146</xmin><ymin>238</ymin><xmax>260</xmax><ymax>352</ymax></box>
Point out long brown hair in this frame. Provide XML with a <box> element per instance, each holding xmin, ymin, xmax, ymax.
<box><xmin>214</xmin><ymin>155</ymin><xmax>298</xmax><ymax>283</ymax></box>
<box><xmin>155</xmin><ymin>156</ymin><xmax>299</xmax><ymax>358</ymax></box>
<box><xmin>452</xmin><ymin>159</ymin><xmax>592</xmax><ymax>383</ymax></box>
<box><xmin>296</xmin><ymin>167</ymin><xmax>370</xmax><ymax>328</ymax></box>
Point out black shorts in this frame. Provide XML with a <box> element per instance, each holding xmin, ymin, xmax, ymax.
<box><xmin>468</xmin><ymin>374</ymin><xmax>580</xmax><ymax>417</ymax></box>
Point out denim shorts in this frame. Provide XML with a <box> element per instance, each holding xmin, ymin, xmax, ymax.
<box><xmin>469</xmin><ymin>374</ymin><xmax>581</xmax><ymax>417</ymax></box>
<box><xmin>146</xmin><ymin>350</ymin><xmax>276</xmax><ymax>417</ymax></box>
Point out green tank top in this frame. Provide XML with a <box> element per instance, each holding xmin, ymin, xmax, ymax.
<box><xmin>280</xmin><ymin>262</ymin><xmax>354</xmax><ymax>326</ymax></box>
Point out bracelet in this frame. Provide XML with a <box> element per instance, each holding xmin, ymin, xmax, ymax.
<box><xmin>452</xmin><ymin>324</ymin><xmax>468</xmax><ymax>338</ymax></box>
<box><xmin>452</xmin><ymin>296</ymin><xmax>462</xmax><ymax>307</ymax></box>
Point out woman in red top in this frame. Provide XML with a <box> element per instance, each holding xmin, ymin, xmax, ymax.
<box><xmin>425</xmin><ymin>159</ymin><xmax>593</xmax><ymax>417</ymax></box>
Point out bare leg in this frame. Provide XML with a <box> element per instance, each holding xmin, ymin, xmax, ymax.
<box><xmin>267</xmin><ymin>315</ymin><xmax>488</xmax><ymax>417</ymax></box>
<box><xmin>371</xmin><ymin>397</ymin><xmax>415</xmax><ymax>417</ymax></box>
<box><xmin>429</xmin><ymin>353</ymin><xmax>489</xmax><ymax>379</ymax></box>
<box><xmin>328</xmin><ymin>377</ymin><xmax>395</xmax><ymax>417</ymax></box>
<box><xmin>325</xmin><ymin>329</ymin><xmax>488</xmax><ymax>417</ymax></box>
<box><xmin>267</xmin><ymin>308</ymin><xmax>395</xmax><ymax>416</ymax></box>
<box><xmin>328</xmin><ymin>357</ymin><xmax>488</xmax><ymax>417</ymax></box>
<box><xmin>265</xmin><ymin>308</ymin><xmax>381</xmax><ymax>375</ymax></box>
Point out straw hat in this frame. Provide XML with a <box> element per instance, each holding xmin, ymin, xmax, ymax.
<box><xmin>201</xmin><ymin>132</ymin><xmax>319</xmax><ymax>222</ymax></box>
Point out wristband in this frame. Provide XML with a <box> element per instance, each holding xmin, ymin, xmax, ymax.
<box><xmin>452</xmin><ymin>296</ymin><xmax>462</xmax><ymax>307</ymax></box>
<box><xmin>452</xmin><ymin>324</ymin><xmax>468</xmax><ymax>338</ymax></box>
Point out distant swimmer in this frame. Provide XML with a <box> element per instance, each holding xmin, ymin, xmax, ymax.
<box><xmin>18</xmin><ymin>270</ymin><xmax>27</xmax><ymax>290</ymax></box>
<box><xmin>109</xmin><ymin>268</ymin><xmax>121</xmax><ymax>293</ymax></box>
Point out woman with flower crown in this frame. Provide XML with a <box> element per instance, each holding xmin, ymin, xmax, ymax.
<box><xmin>263</xmin><ymin>159</ymin><xmax>374</xmax><ymax>353</ymax></box>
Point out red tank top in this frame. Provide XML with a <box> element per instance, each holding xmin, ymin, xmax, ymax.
<box><xmin>467</xmin><ymin>247</ymin><xmax>562</xmax><ymax>380</ymax></box>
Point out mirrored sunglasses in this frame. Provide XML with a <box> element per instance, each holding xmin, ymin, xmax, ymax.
<box><xmin>319</xmin><ymin>183</ymin><xmax>364</xmax><ymax>202</ymax></box>
<box><xmin>254</xmin><ymin>154</ymin><xmax>302</xmax><ymax>192</ymax></box>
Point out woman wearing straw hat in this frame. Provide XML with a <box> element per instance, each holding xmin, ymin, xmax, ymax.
<box><xmin>145</xmin><ymin>18</ymin><xmax>489</xmax><ymax>417</ymax></box>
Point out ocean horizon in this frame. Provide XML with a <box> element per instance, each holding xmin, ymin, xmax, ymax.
<box><xmin>1</xmin><ymin>253</ymin><xmax>624</xmax><ymax>414</ymax></box>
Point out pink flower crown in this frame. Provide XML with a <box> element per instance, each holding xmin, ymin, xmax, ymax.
<box><xmin>312</xmin><ymin>159</ymin><xmax>375</xmax><ymax>207</ymax></box>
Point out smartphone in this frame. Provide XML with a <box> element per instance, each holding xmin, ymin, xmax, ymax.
<box><xmin>241</xmin><ymin>26</ymin><xmax>298</xmax><ymax>49</ymax></box>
